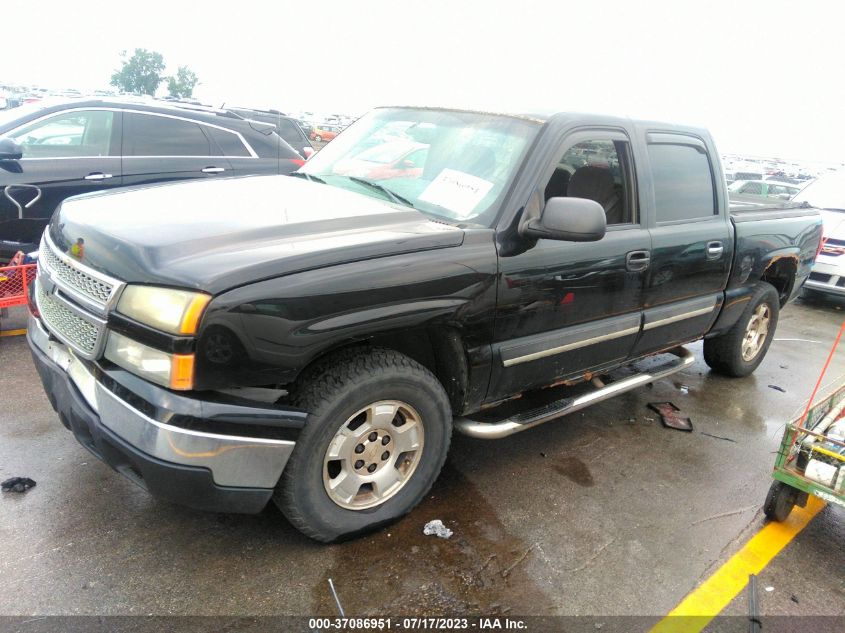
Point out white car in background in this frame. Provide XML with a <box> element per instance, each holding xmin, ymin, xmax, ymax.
<box><xmin>796</xmin><ymin>171</ymin><xmax>845</xmax><ymax>296</ymax></box>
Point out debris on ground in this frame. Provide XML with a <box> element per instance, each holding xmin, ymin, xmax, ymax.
<box><xmin>691</xmin><ymin>504</ymin><xmax>757</xmax><ymax>526</ymax></box>
<box><xmin>748</xmin><ymin>575</ymin><xmax>761</xmax><ymax>633</ymax></box>
<box><xmin>648</xmin><ymin>402</ymin><xmax>693</xmax><ymax>432</ymax></box>
<box><xmin>790</xmin><ymin>594</ymin><xmax>799</xmax><ymax>604</ymax></box>
<box><xmin>765</xmin><ymin>586</ymin><xmax>774</xmax><ymax>592</ymax></box>
<box><xmin>501</xmin><ymin>544</ymin><xmax>534</xmax><ymax>577</ymax></box>
<box><xmin>423</xmin><ymin>519</ymin><xmax>453</xmax><ymax>539</ymax></box>
<box><xmin>768</xmin><ymin>385</ymin><xmax>786</xmax><ymax>393</ymax></box>
<box><xmin>1</xmin><ymin>477</ymin><xmax>36</xmax><ymax>493</ymax></box>
<box><xmin>700</xmin><ymin>432</ymin><xmax>738</xmax><ymax>443</ymax></box>
<box><xmin>327</xmin><ymin>577</ymin><xmax>345</xmax><ymax>617</ymax></box>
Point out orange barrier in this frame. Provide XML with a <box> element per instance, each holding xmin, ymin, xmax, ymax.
<box><xmin>0</xmin><ymin>263</ymin><xmax>36</xmax><ymax>309</ymax></box>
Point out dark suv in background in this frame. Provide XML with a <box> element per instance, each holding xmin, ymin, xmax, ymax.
<box><xmin>226</xmin><ymin>107</ymin><xmax>314</xmax><ymax>158</ymax></box>
<box><xmin>0</xmin><ymin>98</ymin><xmax>304</xmax><ymax>259</ymax></box>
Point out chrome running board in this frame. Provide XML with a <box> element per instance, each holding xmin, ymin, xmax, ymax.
<box><xmin>454</xmin><ymin>347</ymin><xmax>695</xmax><ymax>439</ymax></box>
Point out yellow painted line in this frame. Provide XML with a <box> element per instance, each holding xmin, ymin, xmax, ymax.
<box><xmin>0</xmin><ymin>328</ymin><xmax>27</xmax><ymax>337</ymax></box>
<box><xmin>650</xmin><ymin>496</ymin><xmax>826</xmax><ymax>633</ymax></box>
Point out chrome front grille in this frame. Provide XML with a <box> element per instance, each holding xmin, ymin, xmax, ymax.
<box><xmin>36</xmin><ymin>281</ymin><xmax>104</xmax><ymax>357</ymax></box>
<box><xmin>39</xmin><ymin>237</ymin><xmax>118</xmax><ymax>310</ymax></box>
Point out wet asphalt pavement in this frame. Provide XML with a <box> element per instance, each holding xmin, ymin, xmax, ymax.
<box><xmin>0</xmin><ymin>296</ymin><xmax>843</xmax><ymax>619</ymax></box>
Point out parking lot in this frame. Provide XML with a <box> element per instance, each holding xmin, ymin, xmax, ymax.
<box><xmin>1</xmin><ymin>294</ymin><xmax>842</xmax><ymax>623</ymax></box>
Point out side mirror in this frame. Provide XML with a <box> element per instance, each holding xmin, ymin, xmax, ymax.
<box><xmin>302</xmin><ymin>146</ymin><xmax>315</xmax><ymax>160</ymax></box>
<box><xmin>0</xmin><ymin>137</ymin><xmax>23</xmax><ymax>160</ymax></box>
<box><xmin>522</xmin><ymin>196</ymin><xmax>607</xmax><ymax>242</ymax></box>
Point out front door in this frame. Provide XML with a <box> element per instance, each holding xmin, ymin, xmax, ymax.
<box><xmin>489</xmin><ymin>130</ymin><xmax>650</xmax><ymax>401</ymax></box>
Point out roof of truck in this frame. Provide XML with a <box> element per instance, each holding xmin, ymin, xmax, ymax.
<box><xmin>378</xmin><ymin>104</ymin><xmax>709</xmax><ymax>134</ymax></box>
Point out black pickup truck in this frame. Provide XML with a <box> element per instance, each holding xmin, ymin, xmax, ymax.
<box><xmin>27</xmin><ymin>107</ymin><xmax>822</xmax><ymax>542</ymax></box>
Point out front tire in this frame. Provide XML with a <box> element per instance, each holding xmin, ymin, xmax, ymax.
<box><xmin>315</xmin><ymin>135</ymin><xmax>322</xmax><ymax>143</ymax></box>
<box><xmin>704</xmin><ymin>281</ymin><xmax>779</xmax><ymax>377</ymax></box>
<box><xmin>274</xmin><ymin>348</ymin><xmax>452</xmax><ymax>542</ymax></box>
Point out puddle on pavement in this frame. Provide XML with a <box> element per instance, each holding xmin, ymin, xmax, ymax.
<box><xmin>313</xmin><ymin>462</ymin><xmax>548</xmax><ymax>616</ymax></box>
<box><xmin>552</xmin><ymin>457</ymin><xmax>594</xmax><ymax>487</ymax></box>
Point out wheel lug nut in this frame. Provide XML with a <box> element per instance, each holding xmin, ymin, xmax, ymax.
<box><xmin>354</xmin><ymin>460</ymin><xmax>364</xmax><ymax>469</ymax></box>
<box><xmin>382</xmin><ymin>436</ymin><xmax>391</xmax><ymax>445</ymax></box>
<box><xmin>367</xmin><ymin>464</ymin><xmax>377</xmax><ymax>473</ymax></box>
<box><xmin>354</xmin><ymin>444</ymin><xmax>365</xmax><ymax>454</ymax></box>
<box><xmin>368</xmin><ymin>432</ymin><xmax>378</xmax><ymax>442</ymax></box>
<box><xmin>381</xmin><ymin>451</ymin><xmax>390</xmax><ymax>461</ymax></box>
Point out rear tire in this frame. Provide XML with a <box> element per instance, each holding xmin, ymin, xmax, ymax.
<box><xmin>274</xmin><ymin>348</ymin><xmax>452</xmax><ymax>542</ymax></box>
<box><xmin>704</xmin><ymin>281</ymin><xmax>779</xmax><ymax>377</ymax></box>
<box><xmin>315</xmin><ymin>135</ymin><xmax>322</xmax><ymax>143</ymax></box>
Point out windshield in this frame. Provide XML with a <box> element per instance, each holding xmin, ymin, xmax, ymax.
<box><xmin>792</xmin><ymin>172</ymin><xmax>845</xmax><ymax>210</ymax></box>
<box><xmin>299</xmin><ymin>107</ymin><xmax>540</xmax><ymax>224</ymax></box>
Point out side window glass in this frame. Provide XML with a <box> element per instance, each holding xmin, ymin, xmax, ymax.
<box><xmin>205</xmin><ymin>126</ymin><xmax>250</xmax><ymax>157</ymax></box>
<box><xmin>742</xmin><ymin>182</ymin><xmax>763</xmax><ymax>195</ymax></box>
<box><xmin>544</xmin><ymin>138</ymin><xmax>633</xmax><ymax>225</ymax></box>
<box><xmin>123</xmin><ymin>113</ymin><xmax>212</xmax><ymax>157</ymax></box>
<box><xmin>648</xmin><ymin>143</ymin><xmax>716</xmax><ymax>222</ymax></box>
<box><xmin>11</xmin><ymin>110</ymin><xmax>114</xmax><ymax>158</ymax></box>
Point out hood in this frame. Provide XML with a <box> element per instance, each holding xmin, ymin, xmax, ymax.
<box><xmin>49</xmin><ymin>175</ymin><xmax>463</xmax><ymax>294</ymax></box>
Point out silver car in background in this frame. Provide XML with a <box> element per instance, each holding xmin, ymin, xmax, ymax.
<box><xmin>796</xmin><ymin>172</ymin><xmax>845</xmax><ymax>296</ymax></box>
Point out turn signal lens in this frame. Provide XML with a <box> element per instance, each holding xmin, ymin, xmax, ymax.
<box><xmin>170</xmin><ymin>354</ymin><xmax>195</xmax><ymax>390</ymax></box>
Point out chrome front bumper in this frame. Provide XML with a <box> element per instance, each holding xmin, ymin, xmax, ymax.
<box><xmin>28</xmin><ymin>315</ymin><xmax>295</xmax><ymax>491</ymax></box>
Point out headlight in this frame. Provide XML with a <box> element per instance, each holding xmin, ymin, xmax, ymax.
<box><xmin>105</xmin><ymin>331</ymin><xmax>195</xmax><ymax>390</ymax></box>
<box><xmin>116</xmin><ymin>286</ymin><xmax>210</xmax><ymax>335</ymax></box>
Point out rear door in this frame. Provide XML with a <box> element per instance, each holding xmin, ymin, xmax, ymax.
<box><xmin>120</xmin><ymin>111</ymin><xmax>233</xmax><ymax>187</ymax></box>
<box><xmin>631</xmin><ymin>132</ymin><xmax>732</xmax><ymax>356</ymax></box>
<box><xmin>0</xmin><ymin>108</ymin><xmax>121</xmax><ymax>250</ymax></box>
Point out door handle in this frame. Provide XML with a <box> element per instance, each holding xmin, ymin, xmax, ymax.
<box><xmin>202</xmin><ymin>166</ymin><xmax>225</xmax><ymax>174</ymax></box>
<box><xmin>4</xmin><ymin>184</ymin><xmax>41</xmax><ymax>219</ymax></box>
<box><xmin>626</xmin><ymin>250</ymin><xmax>650</xmax><ymax>272</ymax></box>
<box><xmin>84</xmin><ymin>172</ymin><xmax>113</xmax><ymax>180</ymax></box>
<box><xmin>706</xmin><ymin>241</ymin><xmax>724</xmax><ymax>260</ymax></box>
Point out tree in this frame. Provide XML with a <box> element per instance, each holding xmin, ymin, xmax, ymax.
<box><xmin>166</xmin><ymin>66</ymin><xmax>199</xmax><ymax>99</ymax></box>
<box><xmin>110</xmin><ymin>49</ymin><xmax>166</xmax><ymax>95</ymax></box>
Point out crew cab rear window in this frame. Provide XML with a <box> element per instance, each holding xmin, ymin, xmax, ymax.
<box><xmin>123</xmin><ymin>113</ymin><xmax>212</xmax><ymax>156</ymax></box>
<box><xmin>648</xmin><ymin>143</ymin><xmax>716</xmax><ymax>222</ymax></box>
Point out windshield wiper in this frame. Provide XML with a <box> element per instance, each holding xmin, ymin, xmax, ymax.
<box><xmin>347</xmin><ymin>176</ymin><xmax>415</xmax><ymax>208</ymax></box>
<box><xmin>288</xmin><ymin>172</ymin><xmax>326</xmax><ymax>184</ymax></box>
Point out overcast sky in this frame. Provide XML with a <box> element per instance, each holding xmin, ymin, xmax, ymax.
<box><xmin>4</xmin><ymin>0</ymin><xmax>843</xmax><ymax>164</ymax></box>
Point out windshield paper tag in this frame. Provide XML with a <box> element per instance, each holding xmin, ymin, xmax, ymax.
<box><xmin>419</xmin><ymin>169</ymin><xmax>494</xmax><ymax>218</ymax></box>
